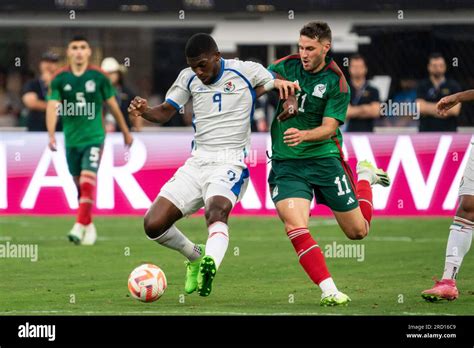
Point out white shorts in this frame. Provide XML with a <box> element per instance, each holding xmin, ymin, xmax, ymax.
<box><xmin>459</xmin><ymin>146</ymin><xmax>474</xmax><ymax>196</ymax></box>
<box><xmin>158</xmin><ymin>156</ymin><xmax>249</xmax><ymax>216</ymax></box>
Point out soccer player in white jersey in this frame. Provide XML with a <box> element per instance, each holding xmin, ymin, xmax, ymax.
<box><xmin>422</xmin><ymin>89</ymin><xmax>474</xmax><ymax>301</ymax></box>
<box><xmin>128</xmin><ymin>33</ymin><xmax>299</xmax><ymax>297</ymax></box>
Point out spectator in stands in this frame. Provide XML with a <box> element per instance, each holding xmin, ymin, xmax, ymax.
<box><xmin>21</xmin><ymin>52</ymin><xmax>60</xmax><ymax>131</ymax></box>
<box><xmin>345</xmin><ymin>54</ymin><xmax>381</xmax><ymax>132</ymax></box>
<box><xmin>101</xmin><ymin>57</ymin><xmax>142</xmax><ymax>131</ymax></box>
<box><xmin>416</xmin><ymin>53</ymin><xmax>462</xmax><ymax>132</ymax></box>
<box><xmin>0</xmin><ymin>69</ymin><xmax>22</xmax><ymax>127</ymax></box>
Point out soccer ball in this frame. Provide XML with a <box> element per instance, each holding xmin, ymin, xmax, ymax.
<box><xmin>128</xmin><ymin>263</ymin><xmax>167</xmax><ymax>302</ymax></box>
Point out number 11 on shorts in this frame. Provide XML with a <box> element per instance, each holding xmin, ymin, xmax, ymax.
<box><xmin>335</xmin><ymin>175</ymin><xmax>351</xmax><ymax>196</ymax></box>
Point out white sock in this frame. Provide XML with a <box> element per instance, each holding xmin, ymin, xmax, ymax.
<box><xmin>151</xmin><ymin>225</ymin><xmax>202</xmax><ymax>261</ymax></box>
<box><xmin>319</xmin><ymin>277</ymin><xmax>338</xmax><ymax>294</ymax></box>
<box><xmin>206</xmin><ymin>222</ymin><xmax>229</xmax><ymax>269</ymax></box>
<box><xmin>442</xmin><ymin>216</ymin><xmax>473</xmax><ymax>280</ymax></box>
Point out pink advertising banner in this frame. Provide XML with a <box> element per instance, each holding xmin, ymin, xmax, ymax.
<box><xmin>0</xmin><ymin>132</ymin><xmax>472</xmax><ymax>216</ymax></box>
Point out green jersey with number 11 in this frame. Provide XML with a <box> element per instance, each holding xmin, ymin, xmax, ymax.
<box><xmin>47</xmin><ymin>66</ymin><xmax>115</xmax><ymax>147</ymax></box>
<box><xmin>268</xmin><ymin>55</ymin><xmax>350</xmax><ymax>160</ymax></box>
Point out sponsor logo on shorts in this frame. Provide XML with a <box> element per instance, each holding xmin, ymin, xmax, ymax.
<box><xmin>347</xmin><ymin>197</ymin><xmax>355</xmax><ymax>205</ymax></box>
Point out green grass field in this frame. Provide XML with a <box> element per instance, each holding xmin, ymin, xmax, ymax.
<box><xmin>0</xmin><ymin>216</ymin><xmax>473</xmax><ymax>315</ymax></box>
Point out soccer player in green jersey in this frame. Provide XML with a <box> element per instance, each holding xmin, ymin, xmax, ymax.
<box><xmin>46</xmin><ymin>36</ymin><xmax>133</xmax><ymax>245</ymax></box>
<box><xmin>266</xmin><ymin>22</ymin><xmax>390</xmax><ymax>306</ymax></box>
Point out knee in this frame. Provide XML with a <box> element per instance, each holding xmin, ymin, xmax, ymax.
<box><xmin>457</xmin><ymin>202</ymin><xmax>474</xmax><ymax>222</ymax></box>
<box><xmin>205</xmin><ymin>206</ymin><xmax>230</xmax><ymax>225</ymax></box>
<box><xmin>143</xmin><ymin>211</ymin><xmax>168</xmax><ymax>240</ymax></box>
<box><xmin>345</xmin><ymin>224</ymin><xmax>368</xmax><ymax>240</ymax></box>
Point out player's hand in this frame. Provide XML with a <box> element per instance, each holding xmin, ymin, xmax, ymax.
<box><xmin>123</xmin><ymin>132</ymin><xmax>134</xmax><ymax>148</ymax></box>
<box><xmin>48</xmin><ymin>136</ymin><xmax>57</xmax><ymax>152</ymax></box>
<box><xmin>437</xmin><ymin>94</ymin><xmax>459</xmax><ymax>117</ymax></box>
<box><xmin>128</xmin><ymin>96</ymin><xmax>149</xmax><ymax>118</ymax></box>
<box><xmin>274</xmin><ymin>79</ymin><xmax>301</xmax><ymax>100</ymax></box>
<box><xmin>277</xmin><ymin>95</ymin><xmax>298</xmax><ymax>121</ymax></box>
<box><xmin>283</xmin><ymin>127</ymin><xmax>309</xmax><ymax>147</ymax></box>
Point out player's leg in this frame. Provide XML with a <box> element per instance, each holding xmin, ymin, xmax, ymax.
<box><xmin>325</xmin><ymin>158</ymin><xmax>390</xmax><ymax>240</ymax></box>
<box><xmin>65</xmin><ymin>146</ymin><xmax>86</xmax><ymax>244</ymax></box>
<box><xmin>146</xmin><ymin>161</ymin><xmax>205</xmax><ymax>294</ymax></box>
<box><xmin>422</xmin><ymin>199</ymin><xmax>474</xmax><ymax>302</ymax></box>
<box><xmin>422</xmin><ymin>147</ymin><xmax>474</xmax><ymax>302</ymax></box>
<box><xmin>269</xmin><ymin>159</ymin><xmax>350</xmax><ymax>306</ymax></box>
<box><xmin>77</xmin><ymin>145</ymin><xmax>103</xmax><ymax>245</ymax></box>
<box><xmin>196</xmin><ymin>165</ymin><xmax>248</xmax><ymax>296</ymax></box>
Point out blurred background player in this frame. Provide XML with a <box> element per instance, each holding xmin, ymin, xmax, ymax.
<box><xmin>128</xmin><ymin>33</ymin><xmax>299</xmax><ymax>297</ymax></box>
<box><xmin>101</xmin><ymin>57</ymin><xmax>142</xmax><ymax>132</ymax></box>
<box><xmin>22</xmin><ymin>52</ymin><xmax>60</xmax><ymax>132</ymax></box>
<box><xmin>46</xmin><ymin>36</ymin><xmax>133</xmax><ymax>245</ymax></box>
<box><xmin>422</xmin><ymin>89</ymin><xmax>474</xmax><ymax>302</ymax></box>
<box><xmin>345</xmin><ymin>54</ymin><xmax>381</xmax><ymax>132</ymax></box>
<box><xmin>267</xmin><ymin>22</ymin><xmax>390</xmax><ymax>306</ymax></box>
<box><xmin>416</xmin><ymin>53</ymin><xmax>462</xmax><ymax>132</ymax></box>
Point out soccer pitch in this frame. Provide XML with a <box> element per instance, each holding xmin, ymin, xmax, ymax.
<box><xmin>0</xmin><ymin>216</ymin><xmax>472</xmax><ymax>316</ymax></box>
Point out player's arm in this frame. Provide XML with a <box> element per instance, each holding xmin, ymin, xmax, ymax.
<box><xmin>283</xmin><ymin>117</ymin><xmax>339</xmax><ymax>147</ymax></box>
<box><xmin>128</xmin><ymin>96</ymin><xmax>177</xmax><ymax>124</ymax></box>
<box><xmin>436</xmin><ymin>89</ymin><xmax>474</xmax><ymax>116</ymax></box>
<box><xmin>106</xmin><ymin>96</ymin><xmax>134</xmax><ymax>146</ymax></box>
<box><xmin>46</xmin><ymin>100</ymin><xmax>60</xmax><ymax>151</ymax></box>
<box><xmin>46</xmin><ymin>76</ymin><xmax>62</xmax><ymax>151</ymax></box>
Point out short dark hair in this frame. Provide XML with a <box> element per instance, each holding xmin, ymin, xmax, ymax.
<box><xmin>300</xmin><ymin>21</ymin><xmax>332</xmax><ymax>42</ymax></box>
<box><xmin>428</xmin><ymin>52</ymin><xmax>445</xmax><ymax>62</ymax></box>
<box><xmin>350</xmin><ymin>54</ymin><xmax>366</xmax><ymax>65</ymax></box>
<box><xmin>185</xmin><ymin>33</ymin><xmax>218</xmax><ymax>58</ymax></box>
<box><xmin>69</xmin><ymin>35</ymin><xmax>89</xmax><ymax>44</ymax></box>
<box><xmin>40</xmin><ymin>51</ymin><xmax>59</xmax><ymax>63</ymax></box>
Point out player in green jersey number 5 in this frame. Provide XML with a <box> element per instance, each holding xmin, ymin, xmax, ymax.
<box><xmin>46</xmin><ymin>36</ymin><xmax>133</xmax><ymax>246</ymax></box>
<box><xmin>267</xmin><ymin>22</ymin><xmax>391</xmax><ymax>306</ymax></box>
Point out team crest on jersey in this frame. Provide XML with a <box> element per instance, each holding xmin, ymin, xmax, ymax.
<box><xmin>312</xmin><ymin>84</ymin><xmax>326</xmax><ymax>98</ymax></box>
<box><xmin>63</xmin><ymin>84</ymin><xmax>72</xmax><ymax>91</ymax></box>
<box><xmin>224</xmin><ymin>81</ymin><xmax>235</xmax><ymax>93</ymax></box>
<box><xmin>85</xmin><ymin>80</ymin><xmax>96</xmax><ymax>93</ymax></box>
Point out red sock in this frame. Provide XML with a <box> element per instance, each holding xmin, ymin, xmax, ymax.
<box><xmin>356</xmin><ymin>180</ymin><xmax>373</xmax><ymax>225</ymax></box>
<box><xmin>77</xmin><ymin>173</ymin><xmax>96</xmax><ymax>225</ymax></box>
<box><xmin>287</xmin><ymin>228</ymin><xmax>331</xmax><ymax>285</ymax></box>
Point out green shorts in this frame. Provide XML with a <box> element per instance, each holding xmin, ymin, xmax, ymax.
<box><xmin>268</xmin><ymin>157</ymin><xmax>359</xmax><ymax>212</ymax></box>
<box><xmin>65</xmin><ymin>144</ymin><xmax>103</xmax><ymax>177</ymax></box>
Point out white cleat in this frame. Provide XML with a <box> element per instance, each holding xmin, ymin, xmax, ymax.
<box><xmin>356</xmin><ymin>160</ymin><xmax>390</xmax><ymax>187</ymax></box>
<box><xmin>82</xmin><ymin>223</ymin><xmax>97</xmax><ymax>246</ymax></box>
<box><xmin>68</xmin><ymin>223</ymin><xmax>85</xmax><ymax>245</ymax></box>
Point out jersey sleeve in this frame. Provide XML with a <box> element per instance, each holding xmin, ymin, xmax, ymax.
<box><xmin>47</xmin><ymin>75</ymin><xmax>62</xmax><ymax>101</ymax></box>
<box><xmin>267</xmin><ymin>60</ymin><xmax>286</xmax><ymax>79</ymax></box>
<box><xmin>241</xmin><ymin>61</ymin><xmax>274</xmax><ymax>88</ymax></box>
<box><xmin>165</xmin><ymin>69</ymin><xmax>192</xmax><ymax>111</ymax></box>
<box><xmin>323</xmin><ymin>80</ymin><xmax>350</xmax><ymax>124</ymax></box>
<box><xmin>101</xmin><ymin>74</ymin><xmax>116</xmax><ymax>100</ymax></box>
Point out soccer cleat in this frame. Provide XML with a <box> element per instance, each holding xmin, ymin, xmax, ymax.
<box><xmin>68</xmin><ymin>223</ymin><xmax>85</xmax><ymax>245</ymax></box>
<box><xmin>184</xmin><ymin>244</ymin><xmax>205</xmax><ymax>294</ymax></box>
<box><xmin>320</xmin><ymin>291</ymin><xmax>351</xmax><ymax>306</ymax></box>
<box><xmin>421</xmin><ymin>278</ymin><xmax>459</xmax><ymax>302</ymax></box>
<box><xmin>197</xmin><ymin>255</ymin><xmax>217</xmax><ymax>297</ymax></box>
<box><xmin>82</xmin><ymin>223</ymin><xmax>97</xmax><ymax>246</ymax></box>
<box><xmin>356</xmin><ymin>160</ymin><xmax>390</xmax><ymax>187</ymax></box>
